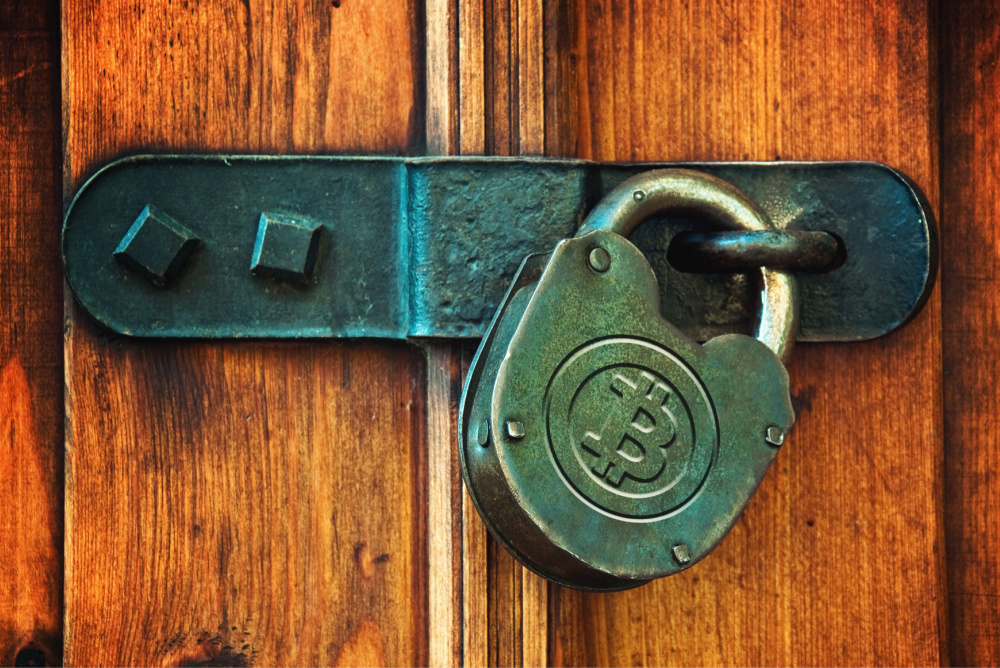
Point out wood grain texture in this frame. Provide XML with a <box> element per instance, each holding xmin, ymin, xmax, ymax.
<box><xmin>941</xmin><ymin>1</ymin><xmax>1000</xmax><ymax>665</ymax></box>
<box><xmin>516</xmin><ymin>0</ymin><xmax>545</xmax><ymax>156</ymax></box>
<box><xmin>458</xmin><ymin>0</ymin><xmax>486</xmax><ymax>156</ymax></box>
<box><xmin>426</xmin><ymin>344</ymin><xmax>463</xmax><ymax>667</ymax></box>
<box><xmin>427</xmin><ymin>0</ymin><xmax>459</xmax><ymax>156</ymax></box>
<box><xmin>0</xmin><ymin>3</ymin><xmax>63</xmax><ymax>666</ymax></box>
<box><xmin>461</xmin><ymin>484</ymin><xmax>489</xmax><ymax>668</ymax></box>
<box><xmin>544</xmin><ymin>1</ymin><xmax>946</xmax><ymax>665</ymax></box>
<box><xmin>52</xmin><ymin>0</ymin><xmax>983</xmax><ymax>664</ymax></box>
<box><xmin>63</xmin><ymin>2</ymin><xmax>428</xmax><ymax>665</ymax></box>
<box><xmin>484</xmin><ymin>0</ymin><xmax>515</xmax><ymax>157</ymax></box>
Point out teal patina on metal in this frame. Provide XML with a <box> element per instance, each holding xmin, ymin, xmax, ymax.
<box><xmin>458</xmin><ymin>170</ymin><xmax>798</xmax><ymax>590</ymax></box>
<box><xmin>62</xmin><ymin>156</ymin><xmax>935</xmax><ymax>341</ymax></box>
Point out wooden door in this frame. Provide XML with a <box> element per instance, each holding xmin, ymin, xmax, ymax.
<box><xmin>1</xmin><ymin>0</ymin><xmax>999</xmax><ymax>665</ymax></box>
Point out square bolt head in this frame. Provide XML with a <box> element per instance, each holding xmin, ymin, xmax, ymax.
<box><xmin>113</xmin><ymin>205</ymin><xmax>200</xmax><ymax>287</ymax></box>
<box><xmin>250</xmin><ymin>213</ymin><xmax>323</xmax><ymax>284</ymax></box>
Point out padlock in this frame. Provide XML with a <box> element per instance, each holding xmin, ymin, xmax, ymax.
<box><xmin>458</xmin><ymin>169</ymin><xmax>799</xmax><ymax>591</ymax></box>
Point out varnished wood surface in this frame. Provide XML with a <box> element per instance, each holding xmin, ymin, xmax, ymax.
<box><xmin>941</xmin><ymin>2</ymin><xmax>1000</xmax><ymax>665</ymax></box>
<box><xmin>541</xmin><ymin>2</ymin><xmax>947</xmax><ymax>665</ymax></box>
<box><xmin>0</xmin><ymin>3</ymin><xmax>63</xmax><ymax>666</ymax></box>
<box><xmin>63</xmin><ymin>2</ymin><xmax>428</xmax><ymax>665</ymax></box>
<box><xmin>65</xmin><ymin>339</ymin><xmax>427</xmax><ymax>666</ymax></box>
<box><xmin>425</xmin><ymin>343</ymin><xmax>464</xmax><ymax>667</ymax></box>
<box><xmin>1</xmin><ymin>0</ymin><xmax>989</xmax><ymax>664</ymax></box>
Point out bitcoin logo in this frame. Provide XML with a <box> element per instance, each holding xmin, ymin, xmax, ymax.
<box><xmin>581</xmin><ymin>370</ymin><xmax>679</xmax><ymax>487</ymax></box>
<box><xmin>545</xmin><ymin>338</ymin><xmax>718</xmax><ymax>521</ymax></box>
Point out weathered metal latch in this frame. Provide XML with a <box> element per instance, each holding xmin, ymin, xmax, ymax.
<box><xmin>63</xmin><ymin>156</ymin><xmax>934</xmax><ymax>341</ymax></box>
<box><xmin>62</xmin><ymin>156</ymin><xmax>937</xmax><ymax>590</ymax></box>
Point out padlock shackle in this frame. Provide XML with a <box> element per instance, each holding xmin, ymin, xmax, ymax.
<box><xmin>576</xmin><ymin>168</ymin><xmax>799</xmax><ymax>362</ymax></box>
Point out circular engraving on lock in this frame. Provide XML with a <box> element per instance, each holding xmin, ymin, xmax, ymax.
<box><xmin>545</xmin><ymin>337</ymin><xmax>718</xmax><ymax>521</ymax></box>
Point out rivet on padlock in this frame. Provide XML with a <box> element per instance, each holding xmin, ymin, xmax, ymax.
<box><xmin>459</xmin><ymin>169</ymin><xmax>798</xmax><ymax>591</ymax></box>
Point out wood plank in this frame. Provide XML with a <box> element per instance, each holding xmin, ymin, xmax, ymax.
<box><xmin>458</xmin><ymin>0</ymin><xmax>486</xmax><ymax>156</ymax></box>
<box><xmin>516</xmin><ymin>0</ymin><xmax>545</xmax><ymax>156</ymax></box>
<box><xmin>485</xmin><ymin>0</ymin><xmax>515</xmax><ymax>157</ymax></box>
<box><xmin>461</xmin><ymin>483</ymin><xmax>489</xmax><ymax>668</ymax></box>
<box><xmin>427</xmin><ymin>0</ymin><xmax>460</xmax><ymax>156</ymax></box>
<box><xmin>63</xmin><ymin>2</ymin><xmax>428</xmax><ymax>665</ymax></box>
<box><xmin>941</xmin><ymin>2</ymin><xmax>1000</xmax><ymax>664</ymax></box>
<box><xmin>545</xmin><ymin>1</ymin><xmax>946</xmax><ymax>665</ymax></box>
<box><xmin>0</xmin><ymin>3</ymin><xmax>63</xmax><ymax>666</ymax></box>
<box><xmin>426</xmin><ymin>344</ymin><xmax>464</xmax><ymax>667</ymax></box>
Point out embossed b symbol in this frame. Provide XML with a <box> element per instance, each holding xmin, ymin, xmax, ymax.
<box><xmin>581</xmin><ymin>370</ymin><xmax>679</xmax><ymax>487</ymax></box>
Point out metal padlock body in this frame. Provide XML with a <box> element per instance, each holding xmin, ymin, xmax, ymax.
<box><xmin>459</xmin><ymin>228</ymin><xmax>794</xmax><ymax>591</ymax></box>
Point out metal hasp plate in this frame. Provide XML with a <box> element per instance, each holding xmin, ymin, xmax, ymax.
<box><xmin>62</xmin><ymin>156</ymin><xmax>937</xmax><ymax>341</ymax></box>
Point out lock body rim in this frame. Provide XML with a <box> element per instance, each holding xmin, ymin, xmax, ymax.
<box><xmin>458</xmin><ymin>251</ymin><xmax>651</xmax><ymax>591</ymax></box>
